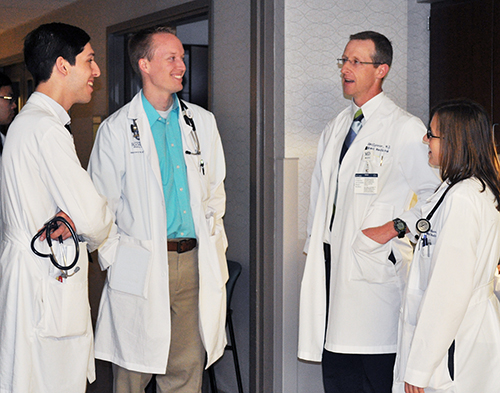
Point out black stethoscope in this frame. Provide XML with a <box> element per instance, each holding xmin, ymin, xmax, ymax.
<box><xmin>130</xmin><ymin>97</ymin><xmax>202</xmax><ymax>156</ymax></box>
<box><xmin>31</xmin><ymin>216</ymin><xmax>80</xmax><ymax>278</ymax></box>
<box><xmin>416</xmin><ymin>183</ymin><xmax>454</xmax><ymax>238</ymax></box>
<box><xmin>179</xmin><ymin>99</ymin><xmax>202</xmax><ymax>156</ymax></box>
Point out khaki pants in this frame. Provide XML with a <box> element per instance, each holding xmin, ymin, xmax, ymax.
<box><xmin>113</xmin><ymin>248</ymin><xmax>205</xmax><ymax>393</ymax></box>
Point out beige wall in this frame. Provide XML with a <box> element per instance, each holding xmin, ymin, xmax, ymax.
<box><xmin>0</xmin><ymin>0</ymin><xmax>190</xmax><ymax>166</ymax></box>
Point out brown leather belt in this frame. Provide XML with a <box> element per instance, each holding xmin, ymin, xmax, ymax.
<box><xmin>167</xmin><ymin>238</ymin><xmax>197</xmax><ymax>253</ymax></box>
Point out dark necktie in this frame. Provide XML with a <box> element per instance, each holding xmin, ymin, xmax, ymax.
<box><xmin>339</xmin><ymin>109</ymin><xmax>363</xmax><ymax>164</ymax></box>
<box><xmin>329</xmin><ymin>109</ymin><xmax>364</xmax><ymax>230</ymax></box>
<box><xmin>64</xmin><ymin>123</ymin><xmax>72</xmax><ymax>134</ymax></box>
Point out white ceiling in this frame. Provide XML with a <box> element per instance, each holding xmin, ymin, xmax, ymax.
<box><xmin>0</xmin><ymin>0</ymin><xmax>79</xmax><ymax>34</ymax></box>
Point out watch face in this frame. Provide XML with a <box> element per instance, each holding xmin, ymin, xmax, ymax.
<box><xmin>416</xmin><ymin>218</ymin><xmax>431</xmax><ymax>234</ymax></box>
<box><xmin>394</xmin><ymin>219</ymin><xmax>405</xmax><ymax>231</ymax></box>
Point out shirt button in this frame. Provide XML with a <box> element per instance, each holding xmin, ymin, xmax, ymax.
<box><xmin>180</xmin><ymin>188</ymin><xmax>183</xmax><ymax>191</ymax></box>
<box><xmin>177</xmin><ymin>165</ymin><xmax>180</xmax><ymax>169</ymax></box>
<box><xmin>171</xmin><ymin>143</ymin><xmax>174</xmax><ymax>147</ymax></box>
<box><xmin>181</xmin><ymin>232</ymin><xmax>184</xmax><ymax>236</ymax></box>
<box><xmin>183</xmin><ymin>210</ymin><xmax>187</xmax><ymax>214</ymax></box>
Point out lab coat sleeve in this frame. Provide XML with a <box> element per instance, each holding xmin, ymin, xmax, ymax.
<box><xmin>304</xmin><ymin>121</ymin><xmax>330</xmax><ymax>254</ymax></box>
<box><xmin>87</xmin><ymin>118</ymin><xmax>124</xmax><ymax>269</ymax></box>
<box><xmin>403</xmin><ymin>190</ymin><xmax>478</xmax><ymax>387</ymax></box>
<box><xmin>204</xmin><ymin>113</ymin><xmax>228</xmax><ymax>277</ymax></box>
<box><xmin>397</xmin><ymin>117</ymin><xmax>440</xmax><ymax>236</ymax></box>
<box><xmin>207</xmin><ymin>114</ymin><xmax>227</xmax><ymax>238</ymax></box>
<box><xmin>38</xmin><ymin>122</ymin><xmax>114</xmax><ymax>251</ymax></box>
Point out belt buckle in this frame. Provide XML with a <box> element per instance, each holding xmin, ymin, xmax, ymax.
<box><xmin>177</xmin><ymin>239</ymin><xmax>189</xmax><ymax>254</ymax></box>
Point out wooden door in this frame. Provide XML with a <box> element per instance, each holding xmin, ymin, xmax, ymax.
<box><xmin>430</xmin><ymin>0</ymin><xmax>493</xmax><ymax>113</ymax></box>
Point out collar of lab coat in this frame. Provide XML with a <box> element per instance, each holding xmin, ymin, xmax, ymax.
<box><xmin>32</xmin><ymin>92</ymin><xmax>71</xmax><ymax>127</ymax></box>
<box><xmin>350</xmin><ymin>91</ymin><xmax>385</xmax><ymax>123</ymax></box>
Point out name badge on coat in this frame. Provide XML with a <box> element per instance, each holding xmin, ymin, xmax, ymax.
<box><xmin>354</xmin><ymin>173</ymin><xmax>378</xmax><ymax>194</ymax></box>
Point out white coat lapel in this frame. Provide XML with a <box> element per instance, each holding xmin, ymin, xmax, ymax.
<box><xmin>321</xmin><ymin>114</ymin><xmax>351</xmax><ymax>188</ymax></box>
<box><xmin>127</xmin><ymin>93</ymin><xmax>163</xmax><ymax>193</ymax></box>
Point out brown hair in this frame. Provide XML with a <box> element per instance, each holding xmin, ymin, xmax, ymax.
<box><xmin>128</xmin><ymin>25</ymin><xmax>176</xmax><ymax>75</ymax></box>
<box><xmin>430</xmin><ymin>99</ymin><xmax>500</xmax><ymax>211</ymax></box>
<box><xmin>349</xmin><ymin>31</ymin><xmax>393</xmax><ymax>67</ymax></box>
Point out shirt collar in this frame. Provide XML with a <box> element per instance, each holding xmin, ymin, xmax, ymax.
<box><xmin>141</xmin><ymin>91</ymin><xmax>179</xmax><ymax>126</ymax></box>
<box><xmin>33</xmin><ymin>92</ymin><xmax>71</xmax><ymax>127</ymax></box>
<box><xmin>350</xmin><ymin>91</ymin><xmax>385</xmax><ymax>121</ymax></box>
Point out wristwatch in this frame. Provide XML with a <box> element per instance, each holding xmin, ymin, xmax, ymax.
<box><xmin>392</xmin><ymin>218</ymin><xmax>407</xmax><ymax>239</ymax></box>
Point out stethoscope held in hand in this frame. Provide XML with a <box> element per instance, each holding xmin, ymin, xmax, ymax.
<box><xmin>31</xmin><ymin>216</ymin><xmax>80</xmax><ymax>278</ymax></box>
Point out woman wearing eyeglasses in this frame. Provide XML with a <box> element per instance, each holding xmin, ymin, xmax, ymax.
<box><xmin>393</xmin><ymin>99</ymin><xmax>500</xmax><ymax>393</ymax></box>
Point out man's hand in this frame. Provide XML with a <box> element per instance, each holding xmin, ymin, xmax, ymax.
<box><xmin>361</xmin><ymin>221</ymin><xmax>399</xmax><ymax>244</ymax></box>
<box><xmin>39</xmin><ymin>211</ymin><xmax>76</xmax><ymax>241</ymax></box>
<box><xmin>405</xmin><ymin>382</ymin><xmax>425</xmax><ymax>393</ymax></box>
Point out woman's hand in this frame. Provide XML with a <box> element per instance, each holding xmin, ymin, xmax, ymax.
<box><xmin>405</xmin><ymin>382</ymin><xmax>425</xmax><ymax>393</ymax></box>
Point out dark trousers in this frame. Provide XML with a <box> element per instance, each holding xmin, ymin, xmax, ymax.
<box><xmin>322</xmin><ymin>350</ymin><xmax>396</xmax><ymax>393</ymax></box>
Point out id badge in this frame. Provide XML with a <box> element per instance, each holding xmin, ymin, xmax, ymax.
<box><xmin>354</xmin><ymin>173</ymin><xmax>378</xmax><ymax>194</ymax></box>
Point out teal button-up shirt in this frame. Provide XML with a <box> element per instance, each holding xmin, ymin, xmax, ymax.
<box><xmin>142</xmin><ymin>92</ymin><xmax>196</xmax><ymax>238</ymax></box>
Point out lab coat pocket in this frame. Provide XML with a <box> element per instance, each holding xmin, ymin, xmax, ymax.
<box><xmin>350</xmin><ymin>203</ymin><xmax>396</xmax><ymax>283</ymax></box>
<box><xmin>108</xmin><ymin>236</ymin><xmax>152</xmax><ymax>299</ymax></box>
<box><xmin>39</xmin><ymin>243</ymin><xmax>90</xmax><ymax>338</ymax></box>
<box><xmin>417</xmin><ymin>245</ymin><xmax>434</xmax><ymax>291</ymax></box>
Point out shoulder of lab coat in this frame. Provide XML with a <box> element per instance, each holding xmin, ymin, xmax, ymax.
<box><xmin>11</xmin><ymin>94</ymin><xmax>115</xmax><ymax>251</ymax></box>
<box><xmin>385</xmin><ymin>107</ymin><xmax>441</xmax><ymax>236</ymax></box>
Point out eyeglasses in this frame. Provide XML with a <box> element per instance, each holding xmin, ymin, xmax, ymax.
<box><xmin>0</xmin><ymin>95</ymin><xmax>16</xmax><ymax>104</ymax></box>
<box><xmin>426</xmin><ymin>127</ymin><xmax>441</xmax><ymax>139</ymax></box>
<box><xmin>337</xmin><ymin>58</ymin><xmax>383</xmax><ymax>68</ymax></box>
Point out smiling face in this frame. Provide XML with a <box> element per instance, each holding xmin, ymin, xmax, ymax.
<box><xmin>340</xmin><ymin>39</ymin><xmax>388</xmax><ymax>107</ymax></box>
<box><xmin>423</xmin><ymin>115</ymin><xmax>442</xmax><ymax>167</ymax></box>
<box><xmin>139</xmin><ymin>33</ymin><xmax>186</xmax><ymax>105</ymax></box>
<box><xmin>66</xmin><ymin>43</ymin><xmax>100</xmax><ymax>107</ymax></box>
<box><xmin>0</xmin><ymin>85</ymin><xmax>16</xmax><ymax>125</ymax></box>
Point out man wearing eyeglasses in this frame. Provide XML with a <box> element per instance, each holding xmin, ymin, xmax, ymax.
<box><xmin>0</xmin><ymin>72</ymin><xmax>17</xmax><ymax>147</ymax></box>
<box><xmin>88</xmin><ymin>26</ymin><xmax>227</xmax><ymax>393</ymax></box>
<box><xmin>299</xmin><ymin>31</ymin><xmax>440</xmax><ymax>393</ymax></box>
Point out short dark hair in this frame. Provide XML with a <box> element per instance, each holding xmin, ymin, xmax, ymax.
<box><xmin>0</xmin><ymin>72</ymin><xmax>12</xmax><ymax>89</ymax></box>
<box><xmin>24</xmin><ymin>22</ymin><xmax>90</xmax><ymax>86</ymax></box>
<box><xmin>128</xmin><ymin>25</ymin><xmax>177</xmax><ymax>75</ymax></box>
<box><xmin>349</xmin><ymin>31</ymin><xmax>393</xmax><ymax>67</ymax></box>
<box><xmin>430</xmin><ymin>99</ymin><xmax>500</xmax><ymax>211</ymax></box>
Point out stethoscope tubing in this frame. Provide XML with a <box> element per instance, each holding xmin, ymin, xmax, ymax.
<box><xmin>31</xmin><ymin>216</ymin><xmax>80</xmax><ymax>271</ymax></box>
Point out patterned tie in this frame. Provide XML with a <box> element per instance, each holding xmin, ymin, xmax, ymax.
<box><xmin>339</xmin><ymin>108</ymin><xmax>363</xmax><ymax>164</ymax></box>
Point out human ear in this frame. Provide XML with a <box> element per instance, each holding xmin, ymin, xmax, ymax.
<box><xmin>55</xmin><ymin>56</ymin><xmax>70</xmax><ymax>76</ymax></box>
<box><xmin>138</xmin><ymin>58</ymin><xmax>149</xmax><ymax>74</ymax></box>
<box><xmin>377</xmin><ymin>64</ymin><xmax>390</xmax><ymax>80</ymax></box>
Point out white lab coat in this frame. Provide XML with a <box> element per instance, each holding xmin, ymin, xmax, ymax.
<box><xmin>393</xmin><ymin>178</ymin><xmax>500</xmax><ymax>392</ymax></box>
<box><xmin>299</xmin><ymin>93</ymin><xmax>441</xmax><ymax>361</ymax></box>
<box><xmin>0</xmin><ymin>93</ymin><xmax>114</xmax><ymax>393</ymax></box>
<box><xmin>88</xmin><ymin>92</ymin><xmax>228</xmax><ymax>373</ymax></box>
